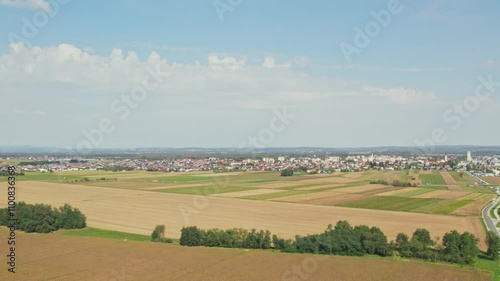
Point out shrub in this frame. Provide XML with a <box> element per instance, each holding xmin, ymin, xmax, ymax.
<box><xmin>280</xmin><ymin>169</ymin><xmax>294</xmax><ymax>177</ymax></box>
<box><xmin>151</xmin><ymin>225</ymin><xmax>173</xmax><ymax>243</ymax></box>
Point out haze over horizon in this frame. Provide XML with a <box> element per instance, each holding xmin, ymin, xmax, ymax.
<box><xmin>1</xmin><ymin>0</ymin><xmax>499</xmax><ymax>149</ymax></box>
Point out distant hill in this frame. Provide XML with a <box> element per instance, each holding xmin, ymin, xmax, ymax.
<box><xmin>1</xmin><ymin>145</ymin><xmax>499</xmax><ymax>157</ymax></box>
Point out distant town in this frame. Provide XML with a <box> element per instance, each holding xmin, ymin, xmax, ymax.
<box><xmin>2</xmin><ymin>151</ymin><xmax>499</xmax><ymax>178</ymax></box>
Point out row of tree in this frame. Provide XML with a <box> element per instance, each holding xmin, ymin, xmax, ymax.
<box><xmin>179</xmin><ymin>221</ymin><xmax>500</xmax><ymax>265</ymax></box>
<box><xmin>180</xmin><ymin>226</ymin><xmax>272</xmax><ymax>249</ymax></box>
<box><xmin>0</xmin><ymin>202</ymin><xmax>86</xmax><ymax>233</ymax></box>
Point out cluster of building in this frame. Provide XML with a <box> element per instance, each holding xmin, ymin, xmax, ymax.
<box><xmin>1</xmin><ymin>152</ymin><xmax>500</xmax><ymax>176</ymax></box>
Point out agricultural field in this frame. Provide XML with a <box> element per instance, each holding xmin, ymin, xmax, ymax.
<box><xmin>482</xmin><ymin>176</ymin><xmax>500</xmax><ymax>185</ymax></box>
<box><xmin>0</xmin><ymin>169</ymin><xmax>494</xmax><ymax>251</ymax></box>
<box><xmin>0</xmin><ymin>228</ymin><xmax>494</xmax><ymax>281</ymax></box>
<box><xmin>0</xmin><ymin>179</ymin><xmax>490</xmax><ymax>251</ymax></box>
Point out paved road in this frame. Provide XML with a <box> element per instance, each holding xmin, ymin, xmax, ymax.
<box><xmin>482</xmin><ymin>199</ymin><xmax>500</xmax><ymax>237</ymax></box>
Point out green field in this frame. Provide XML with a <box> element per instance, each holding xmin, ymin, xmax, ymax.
<box><xmin>419</xmin><ymin>173</ymin><xmax>446</xmax><ymax>185</ymax></box>
<box><xmin>60</xmin><ymin>227</ymin><xmax>151</xmax><ymax>242</ymax></box>
<box><xmin>396</xmin><ymin>188</ymin><xmax>435</xmax><ymax>197</ymax></box>
<box><xmin>450</xmin><ymin>171</ymin><xmax>478</xmax><ymax>185</ymax></box>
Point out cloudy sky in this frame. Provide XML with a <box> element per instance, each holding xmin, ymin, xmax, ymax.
<box><xmin>0</xmin><ymin>0</ymin><xmax>499</xmax><ymax>149</ymax></box>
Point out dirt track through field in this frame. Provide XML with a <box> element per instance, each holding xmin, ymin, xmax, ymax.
<box><xmin>0</xmin><ymin>229</ymin><xmax>491</xmax><ymax>281</ymax></box>
<box><xmin>0</xmin><ymin>181</ymin><xmax>488</xmax><ymax>250</ymax></box>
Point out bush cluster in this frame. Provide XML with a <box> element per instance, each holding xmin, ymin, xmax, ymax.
<box><xmin>0</xmin><ymin>202</ymin><xmax>86</xmax><ymax>233</ymax></box>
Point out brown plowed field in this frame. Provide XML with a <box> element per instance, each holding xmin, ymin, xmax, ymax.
<box><xmin>482</xmin><ymin>176</ymin><xmax>500</xmax><ymax>185</ymax></box>
<box><xmin>0</xmin><ymin>181</ymin><xmax>488</xmax><ymax>250</ymax></box>
<box><xmin>440</xmin><ymin>172</ymin><xmax>461</xmax><ymax>191</ymax></box>
<box><xmin>0</xmin><ymin>228</ymin><xmax>492</xmax><ymax>281</ymax></box>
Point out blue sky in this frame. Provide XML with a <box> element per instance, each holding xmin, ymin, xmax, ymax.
<box><xmin>0</xmin><ymin>0</ymin><xmax>499</xmax><ymax>150</ymax></box>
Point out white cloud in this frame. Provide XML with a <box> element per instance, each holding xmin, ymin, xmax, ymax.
<box><xmin>364</xmin><ymin>86</ymin><xmax>437</xmax><ymax>104</ymax></box>
<box><xmin>208</xmin><ymin>54</ymin><xmax>246</xmax><ymax>71</ymax></box>
<box><xmin>0</xmin><ymin>0</ymin><xmax>51</xmax><ymax>11</ymax></box>
<box><xmin>0</xmin><ymin>43</ymin><xmax>436</xmax><ymax>110</ymax></box>
<box><xmin>262</xmin><ymin>56</ymin><xmax>291</xmax><ymax>69</ymax></box>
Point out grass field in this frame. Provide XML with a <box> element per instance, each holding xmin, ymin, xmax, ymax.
<box><xmin>60</xmin><ymin>227</ymin><xmax>152</xmax><ymax>242</ymax></box>
<box><xmin>420</xmin><ymin>173</ymin><xmax>446</xmax><ymax>185</ymax></box>
<box><xmin>0</xmin><ymin>228</ymin><xmax>494</xmax><ymax>281</ymax></box>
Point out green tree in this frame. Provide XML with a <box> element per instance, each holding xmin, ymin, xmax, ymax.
<box><xmin>280</xmin><ymin>168</ymin><xmax>294</xmax><ymax>177</ymax></box>
<box><xmin>459</xmin><ymin>232</ymin><xmax>479</xmax><ymax>264</ymax></box>
<box><xmin>410</xmin><ymin>229</ymin><xmax>435</xmax><ymax>260</ymax></box>
<box><xmin>486</xmin><ymin>231</ymin><xmax>500</xmax><ymax>260</ymax></box>
<box><xmin>395</xmin><ymin>233</ymin><xmax>412</xmax><ymax>258</ymax></box>
<box><xmin>151</xmin><ymin>224</ymin><xmax>172</xmax><ymax>243</ymax></box>
<box><xmin>180</xmin><ymin>226</ymin><xmax>204</xmax><ymax>246</ymax></box>
<box><xmin>442</xmin><ymin>230</ymin><xmax>461</xmax><ymax>263</ymax></box>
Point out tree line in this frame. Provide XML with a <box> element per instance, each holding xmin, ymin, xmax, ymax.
<box><xmin>177</xmin><ymin>221</ymin><xmax>500</xmax><ymax>265</ymax></box>
<box><xmin>0</xmin><ymin>202</ymin><xmax>86</xmax><ymax>233</ymax></box>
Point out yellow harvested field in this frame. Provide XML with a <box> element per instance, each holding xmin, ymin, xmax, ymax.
<box><xmin>212</xmin><ymin>189</ymin><xmax>283</xmax><ymax>198</ymax></box>
<box><xmin>0</xmin><ymin>181</ymin><xmax>487</xmax><ymax>250</ymax></box>
<box><xmin>0</xmin><ymin>228</ymin><xmax>491</xmax><ymax>281</ymax></box>
<box><xmin>413</xmin><ymin>190</ymin><xmax>471</xmax><ymax>200</ymax></box>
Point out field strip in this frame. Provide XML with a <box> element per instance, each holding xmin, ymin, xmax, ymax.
<box><xmin>141</xmin><ymin>183</ymin><xmax>206</xmax><ymax>190</ymax></box>
<box><xmin>272</xmin><ymin>190</ymin><xmax>355</xmax><ymax>203</ymax></box>
<box><xmin>294</xmin><ymin>184</ymin><xmax>344</xmax><ymax>191</ymax></box>
<box><xmin>413</xmin><ymin>190</ymin><xmax>471</xmax><ymax>200</ymax></box>
<box><xmin>440</xmin><ymin>171</ymin><xmax>458</xmax><ymax>185</ymax></box>
<box><xmin>335</xmin><ymin>184</ymin><xmax>388</xmax><ymax>194</ymax></box>
<box><xmin>1</xmin><ymin>181</ymin><xmax>488</xmax><ymax>251</ymax></box>
<box><xmin>377</xmin><ymin>187</ymin><xmax>419</xmax><ymax>196</ymax></box>
<box><xmin>211</xmin><ymin>189</ymin><xmax>283</xmax><ymax>198</ymax></box>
